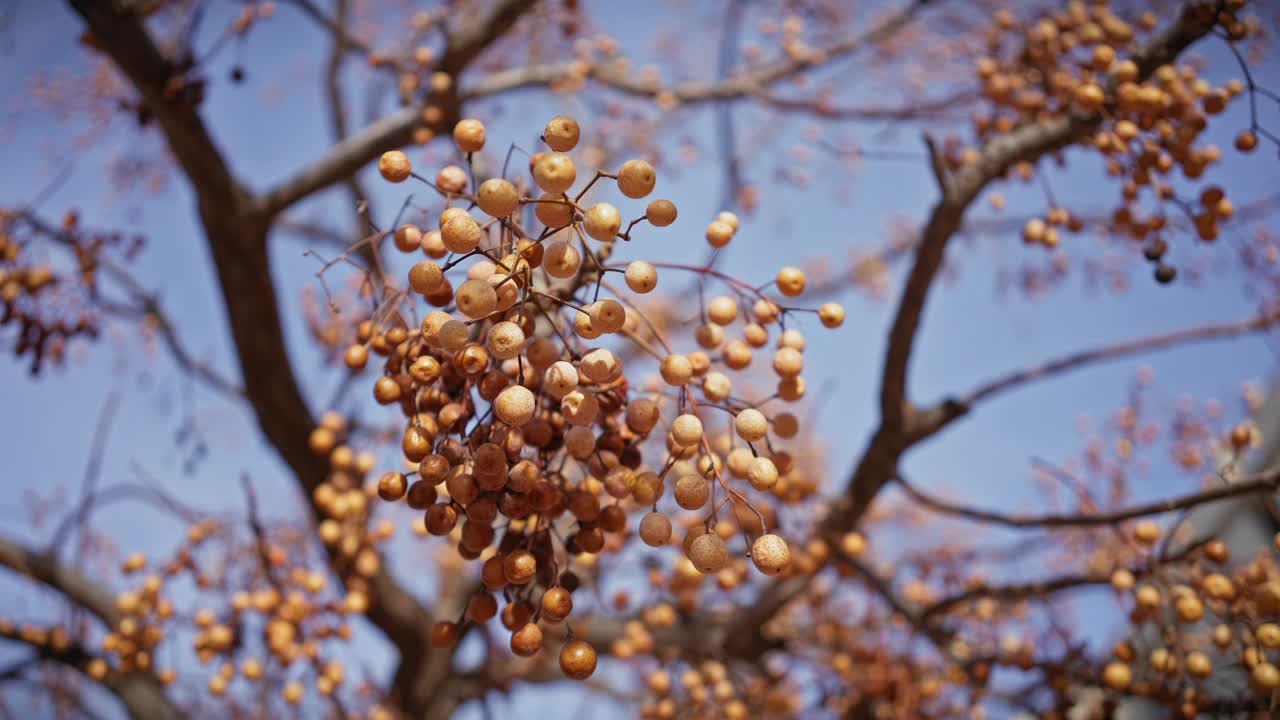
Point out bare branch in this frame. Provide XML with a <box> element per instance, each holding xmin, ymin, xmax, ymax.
<box><xmin>466</xmin><ymin>0</ymin><xmax>938</xmax><ymax>102</ymax></box>
<box><xmin>255</xmin><ymin>105</ymin><xmax>423</xmax><ymax>221</ymax></box>
<box><xmin>907</xmin><ymin>307</ymin><xmax>1280</xmax><ymax>443</ymax></box>
<box><xmin>725</xmin><ymin>3</ymin><xmax>1221</xmax><ymax>661</ymax></box>
<box><xmin>255</xmin><ymin>0</ymin><xmax>538</xmax><ymax>220</ymax></box>
<box><xmin>437</xmin><ymin>0</ymin><xmax>537</xmax><ymax>77</ymax></box>
<box><xmin>921</xmin><ymin>538</ymin><xmax>1208</xmax><ymax>620</ymax></box>
<box><xmin>964</xmin><ymin>309</ymin><xmax>1280</xmax><ymax>405</ymax></box>
<box><xmin>12</xmin><ymin>209</ymin><xmax>244</xmax><ymax>399</ymax></box>
<box><xmin>322</xmin><ymin>0</ymin><xmax>385</xmax><ymax>285</ymax></box>
<box><xmin>715</xmin><ymin>0</ymin><xmax>747</xmax><ymax>211</ymax></box>
<box><xmin>67</xmin><ymin>2</ymin><xmax>438</xmax><ymax>705</ymax></box>
<box><xmin>0</xmin><ymin>537</ymin><xmax>119</xmax><ymax>627</ymax></box>
<box><xmin>895</xmin><ymin>465</ymin><xmax>1280</xmax><ymax>530</ymax></box>
<box><xmin>46</xmin><ymin>392</ymin><xmax>121</xmax><ymax>555</ymax></box>
<box><xmin>0</xmin><ymin>624</ymin><xmax>179</xmax><ymax>720</ymax></box>
<box><xmin>831</xmin><ymin>2</ymin><xmax>1219</xmax><ymax>532</ymax></box>
<box><xmin>240</xmin><ymin>474</ymin><xmax>286</xmax><ymax>596</ymax></box>
<box><xmin>755</xmin><ymin>88</ymin><xmax>979</xmax><ymax>123</ymax></box>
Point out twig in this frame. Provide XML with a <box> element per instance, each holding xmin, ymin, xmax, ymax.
<box><xmin>894</xmin><ymin>465</ymin><xmax>1280</xmax><ymax>529</ymax></box>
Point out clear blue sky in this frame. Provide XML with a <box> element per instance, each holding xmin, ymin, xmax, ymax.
<box><xmin>1</xmin><ymin>1</ymin><xmax>1277</xmax><ymax>717</ymax></box>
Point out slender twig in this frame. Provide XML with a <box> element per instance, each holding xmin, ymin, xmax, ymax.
<box><xmin>896</xmin><ymin>465</ymin><xmax>1280</xmax><ymax>529</ymax></box>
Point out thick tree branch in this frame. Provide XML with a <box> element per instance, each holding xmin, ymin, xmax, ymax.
<box><xmin>437</xmin><ymin>0</ymin><xmax>537</xmax><ymax>77</ymax></box>
<box><xmin>70</xmin><ymin>1</ymin><xmax>240</xmax><ymax>205</ymax></box>
<box><xmin>0</xmin><ymin>536</ymin><xmax>180</xmax><ymax>719</ymax></box>
<box><xmin>0</xmin><ymin>537</ymin><xmax>119</xmax><ymax>627</ymax></box>
<box><xmin>830</xmin><ymin>1</ymin><xmax>1218</xmax><ymax>534</ymax></box>
<box><xmin>255</xmin><ymin>105</ymin><xmax>424</xmax><ymax>220</ymax></box>
<box><xmin>66</xmin><ymin>2</ymin><xmax>437</xmax><ymax>710</ymax></box>
<box><xmin>256</xmin><ymin>0</ymin><xmax>537</xmax><ymax>220</ymax></box>
<box><xmin>261</xmin><ymin>0</ymin><xmax>931</xmax><ymax>222</ymax></box>
<box><xmin>725</xmin><ymin>3</ymin><xmax>1220</xmax><ymax>662</ymax></box>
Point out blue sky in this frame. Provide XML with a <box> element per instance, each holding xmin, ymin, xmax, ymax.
<box><xmin>1</xmin><ymin>1</ymin><xmax>1278</xmax><ymax>717</ymax></box>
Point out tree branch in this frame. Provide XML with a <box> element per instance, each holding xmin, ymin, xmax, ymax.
<box><xmin>906</xmin><ymin>307</ymin><xmax>1280</xmax><ymax>443</ymax></box>
<box><xmin>255</xmin><ymin>105</ymin><xmax>424</xmax><ymax>221</ymax></box>
<box><xmin>66</xmin><ymin>2</ymin><xmax>438</xmax><ymax>711</ymax></box>
<box><xmin>12</xmin><ymin>209</ymin><xmax>244</xmax><ymax>399</ymax></box>
<box><xmin>0</xmin><ymin>624</ymin><xmax>179</xmax><ymax>720</ymax></box>
<box><xmin>755</xmin><ymin>88</ymin><xmax>979</xmax><ymax>122</ymax></box>
<box><xmin>895</xmin><ymin>464</ymin><xmax>1280</xmax><ymax>530</ymax></box>
<box><xmin>0</xmin><ymin>535</ymin><xmax>181</xmax><ymax>719</ymax></box>
<box><xmin>832</xmin><ymin>1</ymin><xmax>1218</xmax><ymax>533</ymax></box>
<box><xmin>465</xmin><ymin>0</ymin><xmax>937</xmax><ymax>102</ymax></box>
<box><xmin>437</xmin><ymin>0</ymin><xmax>537</xmax><ymax>77</ymax></box>
<box><xmin>0</xmin><ymin>538</ymin><xmax>119</xmax><ymax>628</ymax></box>
<box><xmin>255</xmin><ymin>0</ymin><xmax>538</xmax><ymax>220</ymax></box>
<box><xmin>920</xmin><ymin>538</ymin><xmax>1208</xmax><ymax>620</ymax></box>
<box><xmin>725</xmin><ymin>3</ymin><xmax>1220</xmax><ymax>661</ymax></box>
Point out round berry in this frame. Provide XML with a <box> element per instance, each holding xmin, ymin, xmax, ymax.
<box><xmin>707</xmin><ymin>296</ymin><xmax>737</xmax><ymax>325</ymax></box>
<box><xmin>705</xmin><ymin>220</ymin><xmax>734</xmax><ymax>248</ymax></box>
<box><xmin>374</xmin><ymin>376</ymin><xmax>402</xmax><ymax>404</ymax></box>
<box><xmin>453</xmin><ymin>118</ymin><xmax>486</xmax><ymax>153</ymax></box>
<box><xmin>544</xmin><ymin>116</ymin><xmax>580</xmax><ymax>152</ymax></box>
<box><xmin>503</xmin><ymin>550</ymin><xmax>537</xmax><ymax>585</ymax></box>
<box><xmin>588</xmin><ymin>298</ymin><xmax>626</xmax><ymax>334</ymax></box>
<box><xmin>408</xmin><ymin>261</ymin><xmax>444</xmax><ymax>294</ymax></box>
<box><xmin>455</xmin><ymin>278</ymin><xmax>497</xmax><ymax>319</ymax></box>
<box><xmin>818</xmin><ymin>302</ymin><xmax>845</xmax><ymax>328</ymax></box>
<box><xmin>674</xmin><ymin>474</ymin><xmax>709</xmax><ymax>510</ymax></box>
<box><xmin>344</xmin><ymin>344</ymin><xmax>368</xmax><ymax>370</ymax></box>
<box><xmin>494</xmin><ymin>385</ymin><xmax>535</xmax><ymax>425</ymax></box>
<box><xmin>486</xmin><ymin>321</ymin><xmax>526</xmax><ymax>359</ymax></box>
<box><xmin>541</xmin><ymin>587</ymin><xmax>573</xmax><ymax>622</ymax></box>
<box><xmin>421</xmin><ymin>230</ymin><xmax>447</xmax><ymax>258</ymax></box>
<box><xmin>750</xmin><ymin>534</ymin><xmax>790</xmax><ymax>576</ymax></box>
<box><xmin>617</xmin><ymin>159</ymin><xmax>656</xmax><ymax>198</ymax></box>
<box><xmin>377</xmin><ymin>472</ymin><xmax>408</xmax><ymax>502</ymax></box>
<box><xmin>394</xmin><ymin>224</ymin><xmax>422</xmax><ymax>252</ymax></box>
<box><xmin>510</xmin><ymin>623</ymin><xmax>543</xmax><ymax>657</ymax></box>
<box><xmin>559</xmin><ymin>640</ymin><xmax>597</xmax><ymax>679</ymax></box>
<box><xmin>660</xmin><ymin>354</ymin><xmax>692</xmax><ymax>386</ymax></box>
<box><xmin>735</xmin><ymin>408</ymin><xmax>768</xmax><ymax>442</ymax></box>
<box><xmin>773</xmin><ymin>347</ymin><xmax>803</xmax><ymax>378</ymax></box>
<box><xmin>643</xmin><ymin>200</ymin><xmax>677</xmax><ymax>228</ymax></box>
<box><xmin>534</xmin><ymin>193</ymin><xmax>573</xmax><ymax>227</ymax></box>
<box><xmin>671</xmin><ymin>413</ymin><xmax>703</xmax><ymax>447</ymax></box>
<box><xmin>584</xmin><ymin>203</ymin><xmax>621</xmax><ymax>241</ymax></box>
<box><xmin>477</xmin><ymin>178</ymin><xmax>519</xmax><ymax>218</ymax></box>
<box><xmin>436</xmin><ymin>165</ymin><xmax>468</xmax><ymax>194</ymax></box>
<box><xmin>533</xmin><ymin>153</ymin><xmax>577</xmax><ymax>194</ymax></box>
<box><xmin>441</xmin><ymin>215</ymin><xmax>482</xmax><ymax>254</ymax></box>
<box><xmin>687</xmin><ymin>533</ymin><xmax>728</xmax><ymax>574</ymax></box>
<box><xmin>639</xmin><ymin>512</ymin><xmax>672</xmax><ymax>547</ymax></box>
<box><xmin>378</xmin><ymin>150</ymin><xmax>411</xmax><ymax>182</ymax></box>
<box><xmin>747</xmin><ymin>456</ymin><xmax>778</xmax><ymax>490</ymax></box>
<box><xmin>544</xmin><ymin>240</ymin><xmax>581</xmax><ymax>278</ymax></box>
<box><xmin>776</xmin><ymin>267</ymin><xmax>805</xmax><ymax>297</ymax></box>
<box><xmin>624</xmin><ymin>261</ymin><xmax>657</xmax><ymax>293</ymax></box>
<box><xmin>579</xmin><ymin>348</ymin><xmax>620</xmax><ymax>383</ymax></box>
